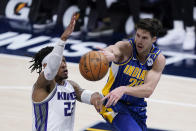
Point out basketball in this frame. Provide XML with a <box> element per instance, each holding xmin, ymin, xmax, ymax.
<box><xmin>79</xmin><ymin>51</ymin><xmax>109</xmax><ymax>81</ymax></box>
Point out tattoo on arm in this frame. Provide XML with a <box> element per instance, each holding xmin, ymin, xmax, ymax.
<box><xmin>68</xmin><ymin>80</ymin><xmax>84</xmax><ymax>101</ymax></box>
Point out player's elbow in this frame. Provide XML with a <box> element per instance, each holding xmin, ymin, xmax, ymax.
<box><xmin>44</xmin><ymin>67</ymin><xmax>58</xmax><ymax>80</ymax></box>
<box><xmin>144</xmin><ymin>87</ymin><xmax>154</xmax><ymax>98</ymax></box>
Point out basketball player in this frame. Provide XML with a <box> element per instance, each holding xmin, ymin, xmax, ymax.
<box><xmin>99</xmin><ymin>18</ymin><xmax>166</xmax><ymax>131</ymax></box>
<box><xmin>29</xmin><ymin>13</ymin><xmax>102</xmax><ymax>131</ymax></box>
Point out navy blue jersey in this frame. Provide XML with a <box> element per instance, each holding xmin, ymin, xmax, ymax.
<box><xmin>101</xmin><ymin>39</ymin><xmax>161</xmax><ymax>125</ymax></box>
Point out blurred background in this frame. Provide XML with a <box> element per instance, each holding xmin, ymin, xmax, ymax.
<box><xmin>0</xmin><ymin>0</ymin><xmax>196</xmax><ymax>77</ymax></box>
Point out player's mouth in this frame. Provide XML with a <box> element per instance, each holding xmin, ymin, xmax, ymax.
<box><xmin>137</xmin><ymin>44</ymin><xmax>143</xmax><ymax>50</ymax></box>
<box><xmin>63</xmin><ymin>70</ymin><xmax>68</xmax><ymax>75</ymax></box>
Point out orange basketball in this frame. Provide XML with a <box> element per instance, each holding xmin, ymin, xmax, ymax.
<box><xmin>79</xmin><ymin>51</ymin><xmax>109</xmax><ymax>81</ymax></box>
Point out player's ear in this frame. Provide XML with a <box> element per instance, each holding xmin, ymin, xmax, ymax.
<box><xmin>152</xmin><ymin>36</ymin><xmax>157</xmax><ymax>43</ymax></box>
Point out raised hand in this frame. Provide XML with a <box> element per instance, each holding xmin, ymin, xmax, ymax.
<box><xmin>61</xmin><ymin>13</ymin><xmax>80</xmax><ymax>41</ymax></box>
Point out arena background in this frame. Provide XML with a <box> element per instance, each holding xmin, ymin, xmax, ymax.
<box><xmin>0</xmin><ymin>0</ymin><xmax>196</xmax><ymax>131</ymax></box>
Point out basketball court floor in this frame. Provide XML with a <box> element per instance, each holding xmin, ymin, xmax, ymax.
<box><xmin>0</xmin><ymin>53</ymin><xmax>196</xmax><ymax>131</ymax></box>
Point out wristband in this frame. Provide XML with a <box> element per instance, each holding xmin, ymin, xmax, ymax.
<box><xmin>81</xmin><ymin>90</ymin><xmax>94</xmax><ymax>105</ymax></box>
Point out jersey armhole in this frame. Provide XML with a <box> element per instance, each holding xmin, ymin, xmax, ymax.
<box><xmin>32</xmin><ymin>85</ymin><xmax>57</xmax><ymax>104</ymax></box>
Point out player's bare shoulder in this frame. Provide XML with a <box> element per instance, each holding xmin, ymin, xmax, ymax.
<box><xmin>153</xmin><ymin>53</ymin><xmax>166</xmax><ymax>72</ymax></box>
<box><xmin>68</xmin><ymin>80</ymin><xmax>80</xmax><ymax>89</ymax></box>
<box><xmin>68</xmin><ymin>80</ymin><xmax>84</xmax><ymax>101</ymax></box>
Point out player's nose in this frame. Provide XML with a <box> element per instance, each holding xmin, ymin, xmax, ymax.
<box><xmin>61</xmin><ymin>62</ymin><xmax>67</xmax><ymax>68</ymax></box>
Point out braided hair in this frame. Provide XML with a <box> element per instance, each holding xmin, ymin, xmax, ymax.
<box><xmin>29</xmin><ymin>46</ymin><xmax>54</xmax><ymax>74</ymax></box>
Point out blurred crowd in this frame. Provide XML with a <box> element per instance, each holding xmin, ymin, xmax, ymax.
<box><xmin>9</xmin><ymin>0</ymin><xmax>196</xmax><ymax>51</ymax></box>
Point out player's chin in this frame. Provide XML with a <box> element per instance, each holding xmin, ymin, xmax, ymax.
<box><xmin>62</xmin><ymin>75</ymin><xmax>68</xmax><ymax>79</ymax></box>
<box><xmin>136</xmin><ymin>47</ymin><xmax>144</xmax><ymax>53</ymax></box>
<box><xmin>61</xmin><ymin>73</ymin><xmax>68</xmax><ymax>79</ymax></box>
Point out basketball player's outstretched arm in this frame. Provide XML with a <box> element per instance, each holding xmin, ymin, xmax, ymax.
<box><xmin>68</xmin><ymin>80</ymin><xmax>103</xmax><ymax>112</ymax></box>
<box><xmin>35</xmin><ymin>13</ymin><xmax>78</xmax><ymax>90</ymax></box>
<box><xmin>99</xmin><ymin>41</ymin><xmax>132</xmax><ymax>63</ymax></box>
<box><xmin>103</xmin><ymin>53</ymin><xmax>166</xmax><ymax>107</ymax></box>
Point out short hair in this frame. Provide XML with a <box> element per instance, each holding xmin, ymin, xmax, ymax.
<box><xmin>29</xmin><ymin>46</ymin><xmax>53</xmax><ymax>74</ymax></box>
<box><xmin>135</xmin><ymin>18</ymin><xmax>162</xmax><ymax>37</ymax></box>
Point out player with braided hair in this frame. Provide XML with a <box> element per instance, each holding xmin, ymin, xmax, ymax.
<box><xmin>29</xmin><ymin>46</ymin><xmax>53</xmax><ymax>74</ymax></box>
<box><xmin>29</xmin><ymin>13</ymin><xmax>102</xmax><ymax>131</ymax></box>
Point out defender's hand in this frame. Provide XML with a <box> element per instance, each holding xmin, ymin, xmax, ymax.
<box><xmin>61</xmin><ymin>13</ymin><xmax>79</xmax><ymax>41</ymax></box>
<box><xmin>90</xmin><ymin>92</ymin><xmax>103</xmax><ymax>112</ymax></box>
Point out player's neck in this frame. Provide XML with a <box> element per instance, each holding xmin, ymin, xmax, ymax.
<box><xmin>137</xmin><ymin>48</ymin><xmax>151</xmax><ymax>63</ymax></box>
<box><xmin>55</xmin><ymin>78</ymin><xmax>65</xmax><ymax>85</ymax></box>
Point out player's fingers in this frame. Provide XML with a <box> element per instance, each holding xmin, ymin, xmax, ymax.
<box><xmin>101</xmin><ymin>94</ymin><xmax>109</xmax><ymax>102</ymax></box>
<box><xmin>75</xmin><ymin>13</ymin><xmax>80</xmax><ymax>20</ymax></box>
<box><xmin>99</xmin><ymin>104</ymin><xmax>103</xmax><ymax>112</ymax></box>
<box><xmin>113</xmin><ymin>98</ymin><xmax>119</xmax><ymax>106</ymax></box>
<box><xmin>94</xmin><ymin>101</ymin><xmax>99</xmax><ymax>112</ymax></box>
<box><xmin>97</xmin><ymin>100</ymin><xmax>103</xmax><ymax>112</ymax></box>
<box><xmin>70</xmin><ymin>13</ymin><xmax>78</xmax><ymax>26</ymax></box>
<box><xmin>69</xmin><ymin>17</ymin><xmax>76</xmax><ymax>31</ymax></box>
<box><xmin>105</xmin><ymin>96</ymin><xmax>115</xmax><ymax>107</ymax></box>
<box><xmin>71</xmin><ymin>12</ymin><xmax>77</xmax><ymax>19</ymax></box>
<box><xmin>95</xmin><ymin>99</ymin><xmax>103</xmax><ymax>112</ymax></box>
<box><xmin>70</xmin><ymin>15</ymin><xmax>75</xmax><ymax>24</ymax></box>
<box><xmin>70</xmin><ymin>12</ymin><xmax>79</xmax><ymax>23</ymax></box>
<box><xmin>98</xmin><ymin>99</ymin><xmax>103</xmax><ymax>112</ymax></box>
<box><xmin>99</xmin><ymin>98</ymin><xmax>104</xmax><ymax>112</ymax></box>
<box><xmin>95</xmin><ymin>46</ymin><xmax>105</xmax><ymax>51</ymax></box>
<box><xmin>105</xmin><ymin>101</ymin><xmax>111</xmax><ymax>108</ymax></box>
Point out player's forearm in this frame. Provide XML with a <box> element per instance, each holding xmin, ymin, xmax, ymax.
<box><xmin>123</xmin><ymin>84</ymin><xmax>154</xmax><ymax>98</ymax></box>
<box><xmin>80</xmin><ymin>90</ymin><xmax>101</xmax><ymax>105</ymax></box>
<box><xmin>101</xmin><ymin>45</ymin><xmax>116</xmax><ymax>62</ymax></box>
<box><xmin>43</xmin><ymin>40</ymin><xmax>66</xmax><ymax>80</ymax></box>
<box><xmin>75</xmin><ymin>87</ymin><xmax>84</xmax><ymax>102</ymax></box>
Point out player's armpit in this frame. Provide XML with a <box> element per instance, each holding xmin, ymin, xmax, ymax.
<box><xmin>35</xmin><ymin>72</ymin><xmax>54</xmax><ymax>90</ymax></box>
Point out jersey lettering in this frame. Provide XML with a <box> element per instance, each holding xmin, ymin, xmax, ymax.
<box><xmin>57</xmin><ymin>92</ymin><xmax>76</xmax><ymax>100</ymax></box>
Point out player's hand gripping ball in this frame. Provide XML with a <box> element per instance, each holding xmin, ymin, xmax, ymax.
<box><xmin>79</xmin><ymin>51</ymin><xmax>109</xmax><ymax>81</ymax></box>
